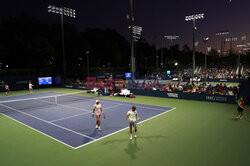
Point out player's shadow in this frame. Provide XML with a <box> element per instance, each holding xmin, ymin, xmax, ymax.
<box><xmin>229</xmin><ymin>115</ymin><xmax>250</xmax><ymax>122</ymax></box>
<box><xmin>124</xmin><ymin>135</ymin><xmax>167</xmax><ymax>160</ymax></box>
<box><xmin>124</xmin><ymin>139</ymin><xmax>141</xmax><ymax>159</ymax></box>
<box><xmin>102</xmin><ymin>135</ymin><xmax>166</xmax><ymax>145</ymax></box>
<box><xmin>230</xmin><ymin>117</ymin><xmax>240</xmax><ymax>121</ymax></box>
<box><xmin>102</xmin><ymin>135</ymin><xmax>167</xmax><ymax>159</ymax></box>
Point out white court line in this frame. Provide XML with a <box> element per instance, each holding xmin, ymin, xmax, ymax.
<box><xmin>50</xmin><ymin>104</ymin><xmax>124</xmax><ymax>123</ymax></box>
<box><xmin>74</xmin><ymin>107</ymin><xmax>176</xmax><ymax>149</ymax></box>
<box><xmin>36</xmin><ymin>98</ymin><xmax>89</xmax><ymax>112</ymax></box>
<box><xmin>0</xmin><ymin>104</ymin><xmax>95</xmax><ymax>141</ymax></box>
<box><xmin>68</xmin><ymin>95</ymin><xmax>169</xmax><ymax>112</ymax></box>
<box><xmin>101</xmin><ymin>100</ymin><xmax>167</xmax><ymax>111</ymax></box>
<box><xmin>103</xmin><ymin>104</ymin><xmax>124</xmax><ymax>110</ymax></box>
<box><xmin>0</xmin><ymin>112</ymin><xmax>75</xmax><ymax>149</ymax></box>
<box><xmin>56</xmin><ymin>103</ymin><xmax>89</xmax><ymax>112</ymax></box>
<box><xmin>0</xmin><ymin>95</ymin><xmax>176</xmax><ymax>149</ymax></box>
<box><xmin>50</xmin><ymin>111</ymin><xmax>91</xmax><ymax>122</ymax></box>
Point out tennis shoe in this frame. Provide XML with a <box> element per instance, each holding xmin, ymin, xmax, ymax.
<box><xmin>130</xmin><ymin>135</ymin><xmax>133</xmax><ymax>140</ymax></box>
<box><xmin>98</xmin><ymin>127</ymin><xmax>102</xmax><ymax>131</ymax></box>
<box><xmin>134</xmin><ymin>134</ymin><xmax>137</xmax><ymax>138</ymax></box>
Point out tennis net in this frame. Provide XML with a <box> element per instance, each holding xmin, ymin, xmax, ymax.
<box><xmin>0</xmin><ymin>92</ymin><xmax>91</xmax><ymax>113</ymax></box>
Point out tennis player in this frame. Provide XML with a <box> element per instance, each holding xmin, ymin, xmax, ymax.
<box><xmin>29</xmin><ymin>81</ymin><xmax>34</xmax><ymax>94</ymax></box>
<box><xmin>5</xmin><ymin>84</ymin><xmax>10</xmax><ymax>96</ymax></box>
<box><xmin>237</xmin><ymin>97</ymin><xmax>244</xmax><ymax>119</ymax></box>
<box><xmin>92</xmin><ymin>100</ymin><xmax>105</xmax><ymax>131</ymax></box>
<box><xmin>126</xmin><ymin>106</ymin><xmax>140</xmax><ymax>140</ymax></box>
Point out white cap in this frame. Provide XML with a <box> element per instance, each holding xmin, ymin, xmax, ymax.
<box><xmin>96</xmin><ymin>100</ymin><xmax>100</xmax><ymax>103</ymax></box>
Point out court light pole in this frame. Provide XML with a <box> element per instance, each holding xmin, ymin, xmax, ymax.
<box><xmin>215</xmin><ymin>31</ymin><xmax>229</xmax><ymax>55</ymax></box>
<box><xmin>164</xmin><ymin>35</ymin><xmax>180</xmax><ymax>68</ymax></box>
<box><xmin>185</xmin><ymin>13</ymin><xmax>204</xmax><ymax>74</ymax></box>
<box><xmin>86</xmin><ymin>51</ymin><xmax>90</xmax><ymax>79</ymax></box>
<box><xmin>48</xmin><ymin>5</ymin><xmax>76</xmax><ymax>83</ymax></box>
<box><xmin>203</xmin><ymin>37</ymin><xmax>209</xmax><ymax>69</ymax></box>
<box><xmin>132</xmin><ymin>25</ymin><xmax>142</xmax><ymax>67</ymax></box>
<box><xmin>129</xmin><ymin>0</ymin><xmax>135</xmax><ymax>81</ymax></box>
<box><xmin>225</xmin><ymin>37</ymin><xmax>237</xmax><ymax>52</ymax></box>
<box><xmin>156</xmin><ymin>55</ymin><xmax>159</xmax><ymax>69</ymax></box>
<box><xmin>161</xmin><ymin>37</ymin><xmax>166</xmax><ymax>69</ymax></box>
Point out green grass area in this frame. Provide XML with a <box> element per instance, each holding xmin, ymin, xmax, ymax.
<box><xmin>0</xmin><ymin>88</ymin><xmax>249</xmax><ymax>166</ymax></box>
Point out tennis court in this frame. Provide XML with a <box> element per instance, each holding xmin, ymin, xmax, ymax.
<box><xmin>1</xmin><ymin>88</ymin><xmax>250</xmax><ymax>166</ymax></box>
<box><xmin>0</xmin><ymin>92</ymin><xmax>174</xmax><ymax>149</ymax></box>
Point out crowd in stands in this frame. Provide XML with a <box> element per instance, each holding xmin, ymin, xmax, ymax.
<box><xmin>71</xmin><ymin>66</ymin><xmax>248</xmax><ymax>97</ymax></box>
<box><xmin>127</xmin><ymin>80</ymin><xmax>239</xmax><ymax>96</ymax></box>
<box><xmin>144</xmin><ymin>66</ymin><xmax>250</xmax><ymax>80</ymax></box>
<box><xmin>199</xmin><ymin>66</ymin><xmax>249</xmax><ymax>79</ymax></box>
<box><xmin>73</xmin><ymin>77</ymin><xmax>239</xmax><ymax>97</ymax></box>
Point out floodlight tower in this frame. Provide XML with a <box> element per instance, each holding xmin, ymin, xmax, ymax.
<box><xmin>203</xmin><ymin>37</ymin><xmax>209</xmax><ymax>69</ymax></box>
<box><xmin>129</xmin><ymin>0</ymin><xmax>135</xmax><ymax>81</ymax></box>
<box><xmin>48</xmin><ymin>5</ymin><xmax>76</xmax><ymax>83</ymax></box>
<box><xmin>164</xmin><ymin>35</ymin><xmax>180</xmax><ymax>68</ymax></box>
<box><xmin>236</xmin><ymin>36</ymin><xmax>247</xmax><ymax>68</ymax></box>
<box><xmin>185</xmin><ymin>13</ymin><xmax>204</xmax><ymax>74</ymax></box>
<box><xmin>225</xmin><ymin>37</ymin><xmax>237</xmax><ymax>52</ymax></box>
<box><xmin>132</xmin><ymin>25</ymin><xmax>142</xmax><ymax>64</ymax></box>
<box><xmin>215</xmin><ymin>31</ymin><xmax>229</xmax><ymax>55</ymax></box>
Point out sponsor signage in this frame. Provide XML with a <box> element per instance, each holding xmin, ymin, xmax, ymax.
<box><xmin>167</xmin><ymin>93</ymin><xmax>178</xmax><ymax>98</ymax></box>
<box><xmin>206</xmin><ymin>96</ymin><xmax>227</xmax><ymax>102</ymax></box>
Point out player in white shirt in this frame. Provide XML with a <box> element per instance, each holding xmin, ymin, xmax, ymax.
<box><xmin>29</xmin><ymin>81</ymin><xmax>34</xmax><ymax>94</ymax></box>
<box><xmin>92</xmin><ymin>100</ymin><xmax>105</xmax><ymax>131</ymax></box>
<box><xmin>126</xmin><ymin>106</ymin><xmax>140</xmax><ymax>140</ymax></box>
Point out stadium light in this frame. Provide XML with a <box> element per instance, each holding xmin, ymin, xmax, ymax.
<box><xmin>164</xmin><ymin>35</ymin><xmax>180</xmax><ymax>40</ymax></box>
<box><xmin>48</xmin><ymin>5</ymin><xmax>76</xmax><ymax>83</ymax></box>
<box><xmin>203</xmin><ymin>37</ymin><xmax>209</xmax><ymax>69</ymax></box>
<box><xmin>48</xmin><ymin>5</ymin><xmax>76</xmax><ymax>18</ymax></box>
<box><xmin>132</xmin><ymin>25</ymin><xmax>142</xmax><ymax>42</ymax></box>
<box><xmin>185</xmin><ymin>13</ymin><xmax>204</xmax><ymax>74</ymax></box>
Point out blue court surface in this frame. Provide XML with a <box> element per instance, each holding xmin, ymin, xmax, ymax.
<box><xmin>0</xmin><ymin>92</ymin><xmax>175</xmax><ymax>149</ymax></box>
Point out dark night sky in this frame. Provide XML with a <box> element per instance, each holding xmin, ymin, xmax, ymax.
<box><xmin>0</xmin><ymin>0</ymin><xmax>250</xmax><ymax>52</ymax></box>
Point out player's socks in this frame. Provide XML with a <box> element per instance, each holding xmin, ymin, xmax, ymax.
<box><xmin>134</xmin><ymin>134</ymin><xmax>137</xmax><ymax>138</ymax></box>
<box><xmin>130</xmin><ymin>134</ymin><xmax>133</xmax><ymax>140</ymax></box>
<box><xmin>98</xmin><ymin>126</ymin><xmax>102</xmax><ymax>131</ymax></box>
<box><xmin>96</xmin><ymin>124</ymin><xmax>98</xmax><ymax>129</ymax></box>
